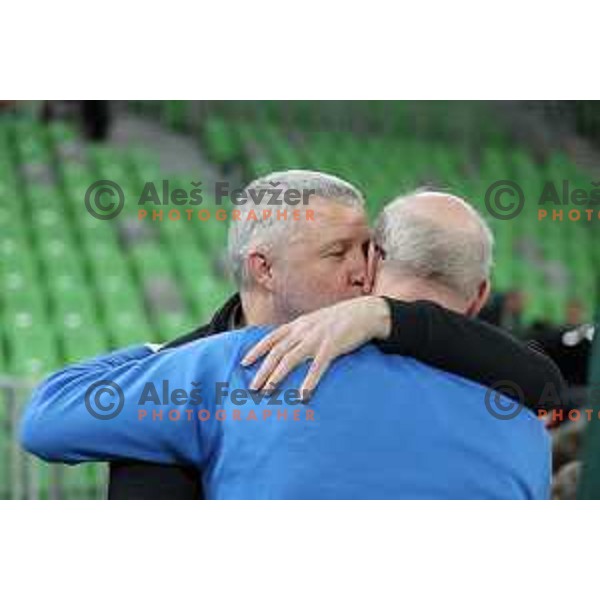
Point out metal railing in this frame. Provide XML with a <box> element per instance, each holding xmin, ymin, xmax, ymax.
<box><xmin>0</xmin><ymin>377</ymin><xmax>107</xmax><ymax>499</ymax></box>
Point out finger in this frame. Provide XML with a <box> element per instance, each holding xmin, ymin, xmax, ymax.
<box><xmin>300</xmin><ymin>352</ymin><xmax>332</xmax><ymax>401</ymax></box>
<box><xmin>249</xmin><ymin>337</ymin><xmax>302</xmax><ymax>390</ymax></box>
<box><xmin>261</xmin><ymin>344</ymin><xmax>314</xmax><ymax>391</ymax></box>
<box><xmin>241</xmin><ymin>325</ymin><xmax>290</xmax><ymax>366</ymax></box>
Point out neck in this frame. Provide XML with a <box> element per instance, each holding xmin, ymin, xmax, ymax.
<box><xmin>375</xmin><ymin>273</ymin><xmax>468</xmax><ymax>315</ymax></box>
<box><xmin>240</xmin><ymin>288</ymin><xmax>283</xmax><ymax>326</ymax></box>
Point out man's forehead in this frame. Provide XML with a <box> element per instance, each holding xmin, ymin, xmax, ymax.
<box><xmin>283</xmin><ymin>197</ymin><xmax>369</xmax><ymax>249</ymax></box>
<box><xmin>305</xmin><ymin>197</ymin><xmax>368</xmax><ymax>232</ymax></box>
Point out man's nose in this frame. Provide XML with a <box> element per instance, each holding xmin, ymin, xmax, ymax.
<box><xmin>350</xmin><ymin>270</ymin><xmax>366</xmax><ymax>288</ymax></box>
<box><xmin>348</xmin><ymin>252</ymin><xmax>368</xmax><ymax>289</ymax></box>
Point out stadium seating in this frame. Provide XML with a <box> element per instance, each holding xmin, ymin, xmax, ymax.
<box><xmin>0</xmin><ymin>111</ymin><xmax>234</xmax><ymax>497</ymax></box>
<box><xmin>0</xmin><ymin>114</ymin><xmax>233</xmax><ymax>381</ymax></box>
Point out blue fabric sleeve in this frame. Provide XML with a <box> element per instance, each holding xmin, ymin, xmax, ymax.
<box><xmin>19</xmin><ymin>340</ymin><xmax>224</xmax><ymax>467</ymax></box>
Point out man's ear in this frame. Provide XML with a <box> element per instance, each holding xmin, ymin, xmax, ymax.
<box><xmin>364</xmin><ymin>241</ymin><xmax>380</xmax><ymax>294</ymax></box>
<box><xmin>466</xmin><ymin>279</ymin><xmax>491</xmax><ymax>317</ymax></box>
<box><xmin>246</xmin><ymin>249</ymin><xmax>275</xmax><ymax>291</ymax></box>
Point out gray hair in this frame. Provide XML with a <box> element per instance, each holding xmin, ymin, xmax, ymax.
<box><xmin>227</xmin><ymin>170</ymin><xmax>365</xmax><ymax>287</ymax></box>
<box><xmin>373</xmin><ymin>191</ymin><xmax>494</xmax><ymax>299</ymax></box>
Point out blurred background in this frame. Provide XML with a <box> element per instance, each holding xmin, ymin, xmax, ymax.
<box><xmin>1</xmin><ymin>100</ymin><xmax>598</xmax><ymax>499</ymax></box>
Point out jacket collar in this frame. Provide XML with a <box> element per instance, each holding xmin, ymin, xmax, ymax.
<box><xmin>207</xmin><ymin>293</ymin><xmax>243</xmax><ymax>334</ymax></box>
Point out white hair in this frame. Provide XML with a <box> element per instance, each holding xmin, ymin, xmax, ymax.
<box><xmin>227</xmin><ymin>170</ymin><xmax>365</xmax><ymax>287</ymax></box>
<box><xmin>373</xmin><ymin>191</ymin><xmax>494</xmax><ymax>299</ymax></box>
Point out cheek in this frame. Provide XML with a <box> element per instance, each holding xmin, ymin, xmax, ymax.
<box><xmin>315</xmin><ymin>271</ymin><xmax>350</xmax><ymax>296</ymax></box>
<box><xmin>292</xmin><ymin>267</ymin><xmax>339</xmax><ymax>296</ymax></box>
<box><xmin>274</xmin><ymin>264</ymin><xmax>313</xmax><ymax>297</ymax></box>
<box><xmin>312</xmin><ymin>262</ymin><xmax>343</xmax><ymax>282</ymax></box>
<box><xmin>278</xmin><ymin>259</ymin><xmax>348</xmax><ymax>296</ymax></box>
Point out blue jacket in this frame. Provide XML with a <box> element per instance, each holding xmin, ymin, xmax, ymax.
<box><xmin>21</xmin><ymin>327</ymin><xmax>551</xmax><ymax>499</ymax></box>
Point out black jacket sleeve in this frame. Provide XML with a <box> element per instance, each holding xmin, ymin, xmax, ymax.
<box><xmin>375</xmin><ymin>297</ymin><xmax>566</xmax><ymax>411</ymax></box>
